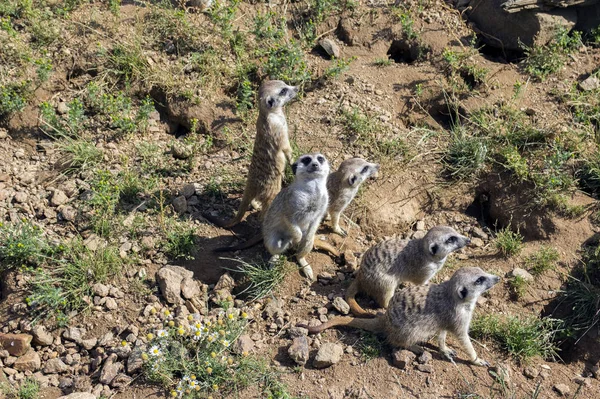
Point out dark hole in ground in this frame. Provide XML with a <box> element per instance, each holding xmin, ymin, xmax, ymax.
<box><xmin>387</xmin><ymin>39</ymin><xmax>424</xmax><ymax>64</ymax></box>
<box><xmin>465</xmin><ymin>191</ymin><xmax>494</xmax><ymax>228</ymax></box>
<box><xmin>476</xmin><ymin>40</ymin><xmax>523</xmax><ymax>64</ymax></box>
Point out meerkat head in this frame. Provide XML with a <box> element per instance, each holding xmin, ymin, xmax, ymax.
<box><xmin>423</xmin><ymin>225</ymin><xmax>471</xmax><ymax>260</ymax></box>
<box><xmin>259</xmin><ymin>80</ymin><xmax>299</xmax><ymax>110</ymax></box>
<box><xmin>337</xmin><ymin>158</ymin><xmax>380</xmax><ymax>189</ymax></box>
<box><xmin>449</xmin><ymin>267</ymin><xmax>500</xmax><ymax>303</ymax></box>
<box><xmin>291</xmin><ymin>153</ymin><xmax>330</xmax><ymax>181</ymax></box>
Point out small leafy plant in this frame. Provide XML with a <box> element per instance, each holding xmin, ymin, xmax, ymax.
<box><xmin>525</xmin><ymin>246</ymin><xmax>559</xmax><ymax>276</ymax></box>
<box><xmin>495</xmin><ymin>227</ymin><xmax>524</xmax><ymax>257</ymax></box>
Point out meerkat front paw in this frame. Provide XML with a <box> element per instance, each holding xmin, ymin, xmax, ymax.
<box><xmin>332</xmin><ymin>225</ymin><xmax>348</xmax><ymax>237</ymax></box>
<box><xmin>471</xmin><ymin>357</ymin><xmax>490</xmax><ymax>367</ymax></box>
<box><xmin>300</xmin><ymin>264</ymin><xmax>314</xmax><ymax>281</ymax></box>
<box><xmin>441</xmin><ymin>348</ymin><xmax>457</xmax><ymax>360</ymax></box>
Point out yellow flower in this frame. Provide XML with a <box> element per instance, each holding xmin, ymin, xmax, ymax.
<box><xmin>190</xmin><ymin>375</ymin><xmax>196</xmax><ymax>380</ymax></box>
<box><xmin>227</xmin><ymin>357</ymin><xmax>233</xmax><ymax>365</ymax></box>
<box><xmin>207</xmin><ymin>335</ymin><xmax>214</xmax><ymax>343</ymax></box>
<box><xmin>168</xmin><ymin>320</ymin><xmax>175</xmax><ymax>327</ymax></box>
<box><xmin>219</xmin><ymin>330</ymin><xmax>226</xmax><ymax>336</ymax></box>
<box><xmin>205</xmin><ymin>321</ymin><xmax>212</xmax><ymax>327</ymax></box>
<box><xmin>171</xmin><ymin>390</ymin><xmax>177</xmax><ymax>397</ymax></box>
<box><xmin>164</xmin><ymin>310</ymin><xmax>171</xmax><ymax>317</ymax></box>
<box><xmin>227</xmin><ymin>313</ymin><xmax>234</xmax><ymax>320</ymax></box>
<box><xmin>242</xmin><ymin>351</ymin><xmax>249</xmax><ymax>357</ymax></box>
<box><xmin>121</xmin><ymin>340</ymin><xmax>127</xmax><ymax>347</ymax></box>
<box><xmin>212</xmin><ymin>384</ymin><xmax>219</xmax><ymax>391</ymax></box>
<box><xmin>177</xmin><ymin>327</ymin><xmax>185</xmax><ymax>336</ymax></box>
<box><xmin>211</xmin><ymin>352</ymin><xmax>216</xmax><ymax>358</ymax></box>
<box><xmin>17</xmin><ymin>243</ymin><xmax>24</xmax><ymax>248</ymax></box>
<box><xmin>187</xmin><ymin>315</ymin><xmax>194</xmax><ymax>321</ymax></box>
<box><xmin>150</xmin><ymin>308</ymin><xmax>157</xmax><ymax>315</ymax></box>
<box><xmin>147</xmin><ymin>333</ymin><xmax>154</xmax><ymax>340</ymax></box>
<box><xmin>241</xmin><ymin>312</ymin><xmax>248</xmax><ymax>319</ymax></box>
<box><xmin>217</xmin><ymin>319</ymin><xmax>224</xmax><ymax>326</ymax></box>
<box><xmin>206</xmin><ymin>367</ymin><xmax>213</xmax><ymax>374</ymax></box>
<box><xmin>141</xmin><ymin>353</ymin><xmax>149</xmax><ymax>361</ymax></box>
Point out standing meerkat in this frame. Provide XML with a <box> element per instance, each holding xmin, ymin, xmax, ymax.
<box><xmin>204</xmin><ymin>80</ymin><xmax>298</xmax><ymax>228</ymax></box>
<box><xmin>326</xmin><ymin>158</ymin><xmax>380</xmax><ymax>236</ymax></box>
<box><xmin>302</xmin><ymin>267</ymin><xmax>500</xmax><ymax>366</ymax></box>
<box><xmin>347</xmin><ymin>226</ymin><xmax>470</xmax><ymax>317</ymax></box>
<box><xmin>262</xmin><ymin>153</ymin><xmax>338</xmax><ymax>280</ymax></box>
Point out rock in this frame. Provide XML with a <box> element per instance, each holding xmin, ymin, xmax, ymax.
<box><xmin>156</xmin><ymin>265</ymin><xmax>193</xmax><ymax>304</ymax></box>
<box><xmin>13</xmin><ymin>191</ymin><xmax>27</xmax><ymax>203</ymax></box>
<box><xmin>232</xmin><ymin>335</ymin><xmax>254</xmax><ymax>355</ymax></box>
<box><xmin>63</xmin><ymin>327</ymin><xmax>84</xmax><ymax>343</ymax></box>
<box><xmin>110</xmin><ymin>373</ymin><xmax>133</xmax><ymax>388</ymax></box>
<box><xmin>0</xmin><ymin>333</ymin><xmax>32</xmax><ymax>357</ymax></box>
<box><xmin>97</xmin><ymin>332</ymin><xmax>114</xmax><ymax>347</ymax></box>
<box><xmin>58</xmin><ymin>376</ymin><xmax>74</xmax><ymax>391</ymax></box>
<box><xmin>418</xmin><ymin>351</ymin><xmax>432</xmax><ymax>365</ymax></box>
<box><xmin>471</xmin><ymin>237</ymin><xmax>485</xmax><ymax>248</ymax></box>
<box><xmin>288</xmin><ymin>336</ymin><xmax>310</xmax><ymax>366</ymax></box>
<box><xmin>417</xmin><ymin>364</ymin><xmax>433</xmax><ymax>373</ymax></box>
<box><xmin>99</xmin><ymin>354</ymin><xmax>122</xmax><ymax>385</ymax></box>
<box><xmin>412</xmin><ymin>230</ymin><xmax>426</xmax><ymax>240</ymax></box>
<box><xmin>13</xmin><ymin>350</ymin><xmax>41</xmax><ymax>371</ymax></box>
<box><xmin>553</xmin><ymin>383</ymin><xmax>570</xmax><ymax>396</ymax></box>
<box><xmin>126</xmin><ymin>348</ymin><xmax>144</xmax><ymax>374</ymax></box>
<box><xmin>104</xmin><ymin>298</ymin><xmax>118</xmax><ymax>310</ymax></box>
<box><xmin>32</xmin><ymin>325</ymin><xmax>54</xmax><ymax>346</ymax></box>
<box><xmin>51</xmin><ymin>190</ymin><xmax>69</xmax><ymax>207</ymax></box>
<box><xmin>313</xmin><ymin>343</ymin><xmax>343</xmax><ymax>368</ymax></box>
<box><xmin>92</xmin><ymin>283</ymin><xmax>109</xmax><ymax>297</ymax></box>
<box><xmin>523</xmin><ymin>366</ymin><xmax>539</xmax><ymax>379</ymax></box>
<box><xmin>465</xmin><ymin>0</ymin><xmax>577</xmax><ymax>51</ymax></box>
<box><xmin>509</xmin><ymin>268</ymin><xmax>534</xmax><ymax>282</ymax></box>
<box><xmin>263</xmin><ymin>298</ymin><xmax>285</xmax><ymax>320</ymax></box>
<box><xmin>214</xmin><ymin>272</ymin><xmax>235</xmax><ymax>291</ymax></box>
<box><xmin>73</xmin><ymin>375</ymin><xmax>92</xmax><ymax>392</ymax></box>
<box><xmin>60</xmin><ymin>206</ymin><xmax>77</xmax><ymax>222</ymax></box>
<box><xmin>392</xmin><ymin>349</ymin><xmax>416</xmax><ymax>369</ymax></box>
<box><xmin>491</xmin><ymin>363</ymin><xmax>511</xmax><ymax>384</ymax></box>
<box><xmin>182</xmin><ymin>184</ymin><xmax>196</xmax><ymax>198</ymax></box>
<box><xmin>573</xmin><ymin>376</ymin><xmax>591</xmax><ymax>386</ymax></box>
<box><xmin>471</xmin><ymin>226</ymin><xmax>488</xmax><ymax>240</ymax></box>
<box><xmin>332</xmin><ymin>297</ymin><xmax>350</xmax><ymax>315</ymax></box>
<box><xmin>57</xmin><ymin>393</ymin><xmax>97</xmax><ymax>399</ymax></box>
<box><xmin>580</xmin><ymin>76</ymin><xmax>600</xmax><ymax>92</ymax></box>
<box><xmin>172</xmin><ymin>195</ymin><xmax>187</xmax><ymax>214</ymax></box>
<box><xmin>171</xmin><ymin>141</ymin><xmax>193</xmax><ymax>160</ymax></box>
<box><xmin>416</xmin><ymin>220</ymin><xmax>426</xmax><ymax>231</ymax></box>
<box><xmin>319</xmin><ymin>38</ymin><xmax>340</xmax><ymax>58</ymax></box>
<box><xmin>80</xmin><ymin>338</ymin><xmax>97</xmax><ymax>351</ymax></box>
<box><xmin>57</xmin><ymin>102</ymin><xmax>69</xmax><ymax>115</ymax></box>
<box><xmin>180</xmin><ymin>277</ymin><xmax>200</xmax><ymax>300</ymax></box>
<box><xmin>288</xmin><ymin>327</ymin><xmax>308</xmax><ymax>338</ymax></box>
<box><xmin>43</xmin><ymin>358</ymin><xmax>69</xmax><ymax>374</ymax></box>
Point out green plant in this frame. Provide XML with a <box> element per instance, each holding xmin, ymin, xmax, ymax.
<box><xmin>508</xmin><ymin>275</ymin><xmax>528</xmax><ymax>300</ymax></box>
<box><xmin>470</xmin><ymin>314</ymin><xmax>560</xmax><ymax>362</ymax></box>
<box><xmin>323</xmin><ymin>57</ymin><xmax>355</xmax><ymax>81</ymax></box>
<box><xmin>0</xmin><ymin>82</ymin><xmax>29</xmax><ymax>116</ymax></box>
<box><xmin>443</xmin><ymin>127</ymin><xmax>488</xmax><ymax>179</ymax></box>
<box><xmin>0</xmin><ymin>220</ymin><xmax>48</xmax><ymax>270</ymax></box>
<box><xmin>1</xmin><ymin>377</ymin><xmax>40</xmax><ymax>399</ymax></box>
<box><xmin>164</xmin><ymin>221</ymin><xmax>196</xmax><ymax>260</ymax></box>
<box><xmin>100</xmin><ymin>42</ymin><xmax>149</xmax><ymax>85</ymax></box>
<box><xmin>39</xmin><ymin>99</ymin><xmax>85</xmax><ymax>138</ymax></box>
<box><xmin>522</xmin><ymin>29</ymin><xmax>583</xmax><ymax>81</ymax></box>
<box><xmin>261</xmin><ymin>41</ymin><xmax>311</xmax><ymax>87</ymax></box>
<box><xmin>559</xmin><ymin>279</ymin><xmax>600</xmax><ymax>342</ymax></box>
<box><xmin>373</xmin><ymin>57</ymin><xmax>392</xmax><ymax>67</ymax></box>
<box><xmin>495</xmin><ymin>227</ymin><xmax>524</xmax><ymax>257</ymax></box>
<box><xmin>208</xmin><ymin>0</ymin><xmax>240</xmax><ymax>39</ymax></box>
<box><xmin>525</xmin><ymin>246</ymin><xmax>559</xmax><ymax>276</ymax></box>
<box><xmin>357</xmin><ymin>331</ymin><xmax>384</xmax><ymax>361</ymax></box>
<box><xmin>224</xmin><ymin>256</ymin><xmax>290</xmax><ymax>300</ymax></box>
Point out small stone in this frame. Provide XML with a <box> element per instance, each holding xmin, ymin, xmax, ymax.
<box><xmin>417</xmin><ymin>364</ymin><xmax>433</xmax><ymax>373</ymax></box>
<box><xmin>171</xmin><ymin>141</ymin><xmax>193</xmax><ymax>160</ymax></box>
<box><xmin>313</xmin><ymin>343</ymin><xmax>343</xmax><ymax>368</ymax></box>
<box><xmin>214</xmin><ymin>272</ymin><xmax>235</xmax><ymax>291</ymax></box>
<box><xmin>182</xmin><ymin>184</ymin><xmax>196</xmax><ymax>198</ymax></box>
<box><xmin>523</xmin><ymin>366</ymin><xmax>539</xmax><ymax>379</ymax></box>
<box><xmin>57</xmin><ymin>102</ymin><xmax>69</xmax><ymax>115</ymax></box>
<box><xmin>180</xmin><ymin>277</ymin><xmax>200</xmax><ymax>300</ymax></box>
<box><xmin>0</xmin><ymin>333</ymin><xmax>32</xmax><ymax>357</ymax></box>
<box><xmin>471</xmin><ymin>237</ymin><xmax>484</xmax><ymax>248</ymax></box>
<box><xmin>232</xmin><ymin>334</ymin><xmax>254</xmax><ymax>355</ymax></box>
<box><xmin>43</xmin><ymin>358</ymin><xmax>69</xmax><ymax>374</ymax></box>
<box><xmin>104</xmin><ymin>298</ymin><xmax>118</xmax><ymax>310</ymax></box>
<box><xmin>573</xmin><ymin>376</ymin><xmax>591</xmax><ymax>386</ymax></box>
<box><xmin>97</xmin><ymin>332</ymin><xmax>114</xmax><ymax>347</ymax></box>
<box><xmin>553</xmin><ymin>383</ymin><xmax>570</xmax><ymax>396</ymax></box>
<box><xmin>126</xmin><ymin>348</ymin><xmax>144</xmax><ymax>374</ymax></box>
<box><xmin>332</xmin><ymin>297</ymin><xmax>350</xmax><ymax>315</ymax></box>
<box><xmin>32</xmin><ymin>325</ymin><xmax>54</xmax><ymax>346</ymax></box>
<box><xmin>412</xmin><ymin>230</ymin><xmax>426</xmax><ymax>239</ymax></box>
<box><xmin>60</xmin><ymin>206</ymin><xmax>77</xmax><ymax>222</ymax></box>
<box><xmin>471</xmin><ymin>227</ymin><xmax>488</xmax><ymax>240</ymax></box>
<box><xmin>92</xmin><ymin>283</ymin><xmax>109</xmax><ymax>297</ymax></box>
<box><xmin>580</xmin><ymin>76</ymin><xmax>600</xmax><ymax>91</ymax></box>
<box><xmin>13</xmin><ymin>191</ymin><xmax>27</xmax><ymax>203</ymax></box>
<box><xmin>110</xmin><ymin>373</ymin><xmax>133</xmax><ymax>388</ymax></box>
<box><xmin>80</xmin><ymin>338</ymin><xmax>97</xmax><ymax>351</ymax></box>
<box><xmin>156</xmin><ymin>265</ymin><xmax>193</xmax><ymax>304</ymax></box>
<box><xmin>288</xmin><ymin>336</ymin><xmax>310</xmax><ymax>366</ymax></box>
<box><xmin>50</xmin><ymin>190</ymin><xmax>69</xmax><ymax>207</ymax></box>
<box><xmin>263</xmin><ymin>298</ymin><xmax>285</xmax><ymax>320</ymax></box>
<box><xmin>63</xmin><ymin>327</ymin><xmax>83</xmax><ymax>343</ymax></box>
<box><xmin>319</xmin><ymin>38</ymin><xmax>340</xmax><ymax>58</ymax></box>
<box><xmin>418</xmin><ymin>351</ymin><xmax>432</xmax><ymax>365</ymax></box>
<box><xmin>13</xmin><ymin>350</ymin><xmax>41</xmax><ymax>371</ymax></box>
<box><xmin>509</xmin><ymin>268</ymin><xmax>534</xmax><ymax>282</ymax></box>
<box><xmin>288</xmin><ymin>327</ymin><xmax>308</xmax><ymax>338</ymax></box>
<box><xmin>491</xmin><ymin>363</ymin><xmax>511</xmax><ymax>384</ymax></box>
<box><xmin>416</xmin><ymin>220</ymin><xmax>426</xmax><ymax>231</ymax></box>
<box><xmin>172</xmin><ymin>195</ymin><xmax>187</xmax><ymax>214</ymax></box>
<box><xmin>99</xmin><ymin>354</ymin><xmax>122</xmax><ymax>385</ymax></box>
<box><xmin>392</xmin><ymin>349</ymin><xmax>416</xmax><ymax>369</ymax></box>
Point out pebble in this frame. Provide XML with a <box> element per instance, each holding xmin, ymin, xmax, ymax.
<box><xmin>509</xmin><ymin>268</ymin><xmax>534</xmax><ymax>282</ymax></box>
<box><xmin>392</xmin><ymin>349</ymin><xmax>416</xmax><ymax>370</ymax></box>
<box><xmin>553</xmin><ymin>383</ymin><xmax>570</xmax><ymax>396</ymax></box>
<box><xmin>332</xmin><ymin>297</ymin><xmax>350</xmax><ymax>315</ymax></box>
<box><xmin>313</xmin><ymin>343</ymin><xmax>343</xmax><ymax>368</ymax></box>
<box><xmin>288</xmin><ymin>336</ymin><xmax>310</xmax><ymax>366</ymax></box>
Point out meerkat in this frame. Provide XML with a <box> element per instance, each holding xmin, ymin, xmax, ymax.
<box><xmin>204</xmin><ymin>80</ymin><xmax>298</xmax><ymax>228</ymax></box>
<box><xmin>261</xmin><ymin>153</ymin><xmax>338</xmax><ymax>280</ymax></box>
<box><xmin>301</xmin><ymin>267</ymin><xmax>499</xmax><ymax>366</ymax></box>
<box><xmin>326</xmin><ymin>158</ymin><xmax>380</xmax><ymax>236</ymax></box>
<box><xmin>346</xmin><ymin>225</ymin><xmax>470</xmax><ymax>318</ymax></box>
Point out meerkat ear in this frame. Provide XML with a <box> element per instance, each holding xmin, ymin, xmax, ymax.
<box><xmin>267</xmin><ymin>97</ymin><xmax>275</xmax><ymax>108</ymax></box>
<box><xmin>348</xmin><ymin>175</ymin><xmax>358</xmax><ymax>186</ymax></box>
<box><xmin>291</xmin><ymin>162</ymin><xmax>298</xmax><ymax>175</ymax></box>
<box><xmin>429</xmin><ymin>243</ymin><xmax>438</xmax><ymax>256</ymax></box>
<box><xmin>457</xmin><ymin>286</ymin><xmax>469</xmax><ymax>299</ymax></box>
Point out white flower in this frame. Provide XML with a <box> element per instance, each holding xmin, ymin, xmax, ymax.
<box><xmin>149</xmin><ymin>345</ymin><xmax>162</xmax><ymax>357</ymax></box>
<box><xmin>193</xmin><ymin>322</ymin><xmax>203</xmax><ymax>331</ymax></box>
<box><xmin>221</xmin><ymin>339</ymin><xmax>230</xmax><ymax>347</ymax></box>
<box><xmin>193</xmin><ymin>330</ymin><xmax>203</xmax><ymax>341</ymax></box>
<box><xmin>182</xmin><ymin>375</ymin><xmax>190</xmax><ymax>382</ymax></box>
<box><xmin>156</xmin><ymin>329</ymin><xmax>168</xmax><ymax>338</ymax></box>
<box><xmin>189</xmin><ymin>380</ymin><xmax>198</xmax><ymax>389</ymax></box>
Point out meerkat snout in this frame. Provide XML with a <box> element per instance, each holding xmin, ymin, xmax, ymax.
<box><xmin>292</xmin><ymin>153</ymin><xmax>330</xmax><ymax>177</ymax></box>
<box><xmin>454</xmin><ymin>267</ymin><xmax>500</xmax><ymax>301</ymax></box>
<box><xmin>261</xmin><ymin>81</ymin><xmax>299</xmax><ymax>109</ymax></box>
<box><xmin>426</xmin><ymin>226</ymin><xmax>470</xmax><ymax>260</ymax></box>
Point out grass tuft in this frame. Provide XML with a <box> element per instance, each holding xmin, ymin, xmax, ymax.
<box><xmin>223</xmin><ymin>257</ymin><xmax>290</xmax><ymax>301</ymax></box>
<box><xmin>525</xmin><ymin>246</ymin><xmax>559</xmax><ymax>276</ymax></box>
<box><xmin>495</xmin><ymin>227</ymin><xmax>524</xmax><ymax>257</ymax></box>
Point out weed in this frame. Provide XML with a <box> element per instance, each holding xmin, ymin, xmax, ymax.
<box><xmin>322</xmin><ymin>57</ymin><xmax>355</xmax><ymax>81</ymax></box>
<box><xmin>225</xmin><ymin>256</ymin><xmax>290</xmax><ymax>301</ymax></box>
<box><xmin>442</xmin><ymin>48</ymin><xmax>487</xmax><ymax>91</ymax></box>
<box><xmin>508</xmin><ymin>275</ymin><xmax>528</xmax><ymax>300</ymax></box>
<box><xmin>525</xmin><ymin>246</ymin><xmax>559</xmax><ymax>276</ymax></box>
<box><xmin>208</xmin><ymin>0</ymin><xmax>240</xmax><ymax>40</ymax></box>
<box><xmin>252</xmin><ymin>10</ymin><xmax>286</xmax><ymax>41</ymax></box>
<box><xmin>0</xmin><ymin>220</ymin><xmax>48</xmax><ymax>271</ymax></box>
<box><xmin>1</xmin><ymin>377</ymin><xmax>40</xmax><ymax>399</ymax></box>
<box><xmin>559</xmin><ymin>279</ymin><xmax>600</xmax><ymax>341</ymax></box>
<box><xmin>357</xmin><ymin>331</ymin><xmax>385</xmax><ymax>361</ymax></box>
<box><xmin>0</xmin><ymin>82</ymin><xmax>29</xmax><ymax>116</ymax></box>
<box><xmin>522</xmin><ymin>29</ymin><xmax>583</xmax><ymax>81</ymax></box>
<box><xmin>470</xmin><ymin>314</ymin><xmax>560</xmax><ymax>362</ymax></box>
<box><xmin>58</xmin><ymin>138</ymin><xmax>104</xmax><ymax>174</ymax></box>
<box><xmin>164</xmin><ymin>220</ymin><xmax>196</xmax><ymax>260</ymax></box>
<box><xmin>34</xmin><ymin>57</ymin><xmax>52</xmax><ymax>82</ymax></box>
<box><xmin>374</xmin><ymin>57</ymin><xmax>392</xmax><ymax>67</ymax></box>
<box><xmin>144</xmin><ymin>6</ymin><xmax>205</xmax><ymax>55</ymax></box>
<box><xmin>100</xmin><ymin>42</ymin><xmax>149</xmax><ymax>85</ymax></box>
<box><xmin>39</xmin><ymin>99</ymin><xmax>85</xmax><ymax>138</ymax></box>
<box><xmin>443</xmin><ymin>127</ymin><xmax>488</xmax><ymax>179</ymax></box>
<box><xmin>261</xmin><ymin>41</ymin><xmax>311</xmax><ymax>87</ymax></box>
<box><xmin>495</xmin><ymin>227</ymin><xmax>523</xmax><ymax>257</ymax></box>
<box><xmin>87</xmin><ymin>170</ymin><xmax>121</xmax><ymax>237</ymax></box>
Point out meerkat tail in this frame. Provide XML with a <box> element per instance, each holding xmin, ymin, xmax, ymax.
<box><xmin>346</xmin><ymin>280</ymin><xmax>377</xmax><ymax>318</ymax></box>
<box><xmin>300</xmin><ymin>316</ymin><xmax>384</xmax><ymax>334</ymax></box>
<box><xmin>213</xmin><ymin>232</ymin><xmax>264</xmax><ymax>253</ymax></box>
<box><xmin>313</xmin><ymin>239</ymin><xmax>340</xmax><ymax>257</ymax></box>
<box><xmin>203</xmin><ymin>190</ymin><xmax>254</xmax><ymax>228</ymax></box>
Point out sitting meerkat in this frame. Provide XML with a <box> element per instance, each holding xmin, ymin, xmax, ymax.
<box><xmin>326</xmin><ymin>158</ymin><xmax>380</xmax><ymax>236</ymax></box>
<box><xmin>301</xmin><ymin>267</ymin><xmax>500</xmax><ymax>366</ymax></box>
<box><xmin>204</xmin><ymin>80</ymin><xmax>298</xmax><ymax>228</ymax></box>
<box><xmin>262</xmin><ymin>153</ymin><xmax>338</xmax><ymax>280</ymax></box>
<box><xmin>347</xmin><ymin>226</ymin><xmax>470</xmax><ymax>317</ymax></box>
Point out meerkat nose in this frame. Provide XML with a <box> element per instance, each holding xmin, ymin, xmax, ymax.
<box><xmin>466</xmin><ymin>237</ymin><xmax>472</xmax><ymax>245</ymax></box>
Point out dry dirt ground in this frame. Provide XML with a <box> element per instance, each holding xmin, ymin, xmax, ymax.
<box><xmin>1</xmin><ymin>0</ymin><xmax>600</xmax><ymax>398</ymax></box>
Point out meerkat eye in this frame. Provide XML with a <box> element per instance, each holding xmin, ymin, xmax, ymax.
<box><xmin>301</xmin><ymin>157</ymin><xmax>312</xmax><ymax>166</ymax></box>
<box><xmin>360</xmin><ymin>166</ymin><xmax>369</xmax><ymax>174</ymax></box>
<box><xmin>446</xmin><ymin>236</ymin><xmax>457</xmax><ymax>244</ymax></box>
<box><xmin>280</xmin><ymin>88</ymin><xmax>288</xmax><ymax>96</ymax></box>
<box><xmin>317</xmin><ymin>156</ymin><xmax>325</xmax><ymax>164</ymax></box>
<box><xmin>474</xmin><ymin>276</ymin><xmax>486</xmax><ymax>285</ymax></box>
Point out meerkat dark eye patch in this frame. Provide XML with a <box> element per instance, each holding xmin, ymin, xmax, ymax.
<box><xmin>474</xmin><ymin>276</ymin><xmax>486</xmax><ymax>285</ymax></box>
<box><xmin>267</xmin><ymin>97</ymin><xmax>275</xmax><ymax>108</ymax></box>
<box><xmin>301</xmin><ymin>157</ymin><xmax>312</xmax><ymax>166</ymax></box>
<box><xmin>348</xmin><ymin>175</ymin><xmax>358</xmax><ymax>186</ymax></box>
<box><xmin>291</xmin><ymin>162</ymin><xmax>298</xmax><ymax>175</ymax></box>
<box><xmin>317</xmin><ymin>156</ymin><xmax>325</xmax><ymax>164</ymax></box>
<box><xmin>280</xmin><ymin>88</ymin><xmax>288</xmax><ymax>96</ymax></box>
<box><xmin>446</xmin><ymin>236</ymin><xmax>457</xmax><ymax>244</ymax></box>
<box><xmin>458</xmin><ymin>287</ymin><xmax>468</xmax><ymax>299</ymax></box>
<box><xmin>429</xmin><ymin>243</ymin><xmax>438</xmax><ymax>255</ymax></box>
<box><xmin>360</xmin><ymin>166</ymin><xmax>370</xmax><ymax>174</ymax></box>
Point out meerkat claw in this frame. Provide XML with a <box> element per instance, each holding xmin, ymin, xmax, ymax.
<box><xmin>441</xmin><ymin>349</ymin><xmax>457</xmax><ymax>360</ymax></box>
<box><xmin>471</xmin><ymin>357</ymin><xmax>490</xmax><ymax>367</ymax></box>
<box><xmin>332</xmin><ymin>226</ymin><xmax>348</xmax><ymax>237</ymax></box>
<box><xmin>300</xmin><ymin>264</ymin><xmax>314</xmax><ymax>281</ymax></box>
